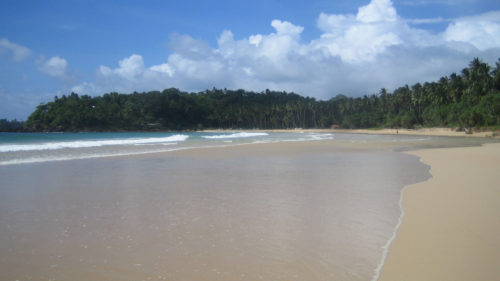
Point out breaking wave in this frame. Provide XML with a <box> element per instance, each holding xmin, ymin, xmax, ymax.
<box><xmin>0</xmin><ymin>135</ymin><xmax>189</xmax><ymax>152</ymax></box>
<box><xmin>202</xmin><ymin>132</ymin><xmax>269</xmax><ymax>139</ymax></box>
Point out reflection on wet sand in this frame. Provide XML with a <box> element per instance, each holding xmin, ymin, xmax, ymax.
<box><xmin>0</xmin><ymin>141</ymin><xmax>429</xmax><ymax>281</ymax></box>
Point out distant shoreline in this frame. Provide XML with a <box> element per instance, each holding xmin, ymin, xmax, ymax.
<box><xmin>201</xmin><ymin>127</ymin><xmax>500</xmax><ymax>138</ymax></box>
<box><xmin>3</xmin><ymin>126</ymin><xmax>499</xmax><ymax>138</ymax></box>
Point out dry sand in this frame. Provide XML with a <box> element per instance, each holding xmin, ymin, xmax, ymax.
<box><xmin>378</xmin><ymin>143</ymin><xmax>500</xmax><ymax>281</ymax></box>
<box><xmin>332</xmin><ymin>128</ymin><xmax>499</xmax><ymax>138</ymax></box>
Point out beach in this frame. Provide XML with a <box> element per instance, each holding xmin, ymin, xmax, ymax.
<box><xmin>0</xmin><ymin>136</ymin><xmax>430</xmax><ymax>281</ymax></box>
<box><xmin>204</xmin><ymin>127</ymin><xmax>499</xmax><ymax>138</ymax></box>
<box><xmin>0</xmin><ymin>132</ymin><xmax>499</xmax><ymax>280</ymax></box>
<box><xmin>378</xmin><ymin>142</ymin><xmax>500</xmax><ymax>281</ymax></box>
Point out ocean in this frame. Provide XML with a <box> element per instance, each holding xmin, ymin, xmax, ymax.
<box><xmin>0</xmin><ymin>131</ymin><xmax>494</xmax><ymax>280</ymax></box>
<box><xmin>0</xmin><ymin>131</ymin><xmax>334</xmax><ymax>166</ymax></box>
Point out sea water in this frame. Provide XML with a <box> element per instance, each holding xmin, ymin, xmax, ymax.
<box><xmin>0</xmin><ymin>131</ymin><xmax>334</xmax><ymax>165</ymax></box>
<box><xmin>0</xmin><ymin>131</ymin><xmax>496</xmax><ymax>281</ymax></box>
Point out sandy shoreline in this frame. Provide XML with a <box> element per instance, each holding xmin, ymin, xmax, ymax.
<box><xmin>378</xmin><ymin>143</ymin><xmax>500</xmax><ymax>281</ymax></box>
<box><xmin>126</xmin><ymin>135</ymin><xmax>500</xmax><ymax>280</ymax></box>
<box><xmin>202</xmin><ymin>127</ymin><xmax>499</xmax><ymax>138</ymax></box>
<box><xmin>0</xmin><ymin>138</ymin><xmax>430</xmax><ymax>281</ymax></box>
<box><xmin>155</xmin><ymin>136</ymin><xmax>500</xmax><ymax>280</ymax></box>
<box><xmin>2</xmin><ymin>132</ymin><xmax>499</xmax><ymax>280</ymax></box>
<box><xmin>92</xmin><ymin>133</ymin><xmax>500</xmax><ymax>280</ymax></box>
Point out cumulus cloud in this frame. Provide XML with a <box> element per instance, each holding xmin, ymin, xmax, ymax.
<box><xmin>0</xmin><ymin>38</ymin><xmax>31</xmax><ymax>61</ymax></box>
<box><xmin>37</xmin><ymin>56</ymin><xmax>68</xmax><ymax>78</ymax></box>
<box><xmin>71</xmin><ymin>0</ymin><xmax>500</xmax><ymax>99</ymax></box>
<box><xmin>444</xmin><ymin>11</ymin><xmax>500</xmax><ymax>51</ymax></box>
<box><xmin>357</xmin><ymin>0</ymin><xmax>397</xmax><ymax>23</ymax></box>
<box><xmin>72</xmin><ymin>54</ymin><xmax>179</xmax><ymax>94</ymax></box>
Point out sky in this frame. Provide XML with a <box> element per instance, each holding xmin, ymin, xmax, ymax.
<box><xmin>1</xmin><ymin>0</ymin><xmax>500</xmax><ymax>120</ymax></box>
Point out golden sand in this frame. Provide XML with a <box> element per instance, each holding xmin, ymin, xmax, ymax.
<box><xmin>332</xmin><ymin>128</ymin><xmax>499</xmax><ymax>138</ymax></box>
<box><xmin>379</xmin><ymin>143</ymin><xmax>500</xmax><ymax>281</ymax></box>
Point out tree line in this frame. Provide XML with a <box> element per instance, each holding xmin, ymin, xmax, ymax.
<box><xmin>1</xmin><ymin>57</ymin><xmax>499</xmax><ymax>132</ymax></box>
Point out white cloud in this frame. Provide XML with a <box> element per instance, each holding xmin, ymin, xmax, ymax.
<box><xmin>73</xmin><ymin>54</ymin><xmax>179</xmax><ymax>94</ymax></box>
<box><xmin>271</xmin><ymin>20</ymin><xmax>304</xmax><ymax>36</ymax></box>
<box><xmin>444</xmin><ymin>11</ymin><xmax>500</xmax><ymax>51</ymax></box>
<box><xmin>99</xmin><ymin>54</ymin><xmax>145</xmax><ymax>81</ymax></box>
<box><xmin>312</xmin><ymin>0</ymin><xmax>423</xmax><ymax>62</ymax></box>
<box><xmin>356</xmin><ymin>0</ymin><xmax>397</xmax><ymax>23</ymax></box>
<box><xmin>0</xmin><ymin>38</ymin><xmax>31</xmax><ymax>61</ymax></box>
<box><xmin>71</xmin><ymin>0</ymin><xmax>500</xmax><ymax>99</ymax></box>
<box><xmin>249</xmin><ymin>34</ymin><xmax>263</xmax><ymax>46</ymax></box>
<box><xmin>150</xmin><ymin>63</ymin><xmax>174</xmax><ymax>77</ymax></box>
<box><xmin>38</xmin><ymin>56</ymin><xmax>68</xmax><ymax>78</ymax></box>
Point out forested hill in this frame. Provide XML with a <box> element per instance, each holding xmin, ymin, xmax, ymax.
<box><xmin>17</xmin><ymin>58</ymin><xmax>500</xmax><ymax>131</ymax></box>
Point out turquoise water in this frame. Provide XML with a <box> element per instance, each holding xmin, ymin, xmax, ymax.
<box><xmin>0</xmin><ymin>131</ymin><xmax>493</xmax><ymax>165</ymax></box>
<box><xmin>0</xmin><ymin>131</ymin><xmax>334</xmax><ymax>165</ymax></box>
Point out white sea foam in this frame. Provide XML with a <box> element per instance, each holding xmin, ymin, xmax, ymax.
<box><xmin>308</xmin><ymin>133</ymin><xmax>334</xmax><ymax>140</ymax></box>
<box><xmin>133</xmin><ymin>142</ymin><xmax>178</xmax><ymax>146</ymax></box>
<box><xmin>202</xmin><ymin>132</ymin><xmax>269</xmax><ymax>139</ymax></box>
<box><xmin>0</xmin><ymin>135</ymin><xmax>189</xmax><ymax>152</ymax></box>
<box><xmin>0</xmin><ymin>142</ymin><xmax>243</xmax><ymax>166</ymax></box>
<box><xmin>371</xmin><ymin>155</ymin><xmax>431</xmax><ymax>281</ymax></box>
<box><xmin>0</xmin><ymin>151</ymin><xmax>152</xmax><ymax>166</ymax></box>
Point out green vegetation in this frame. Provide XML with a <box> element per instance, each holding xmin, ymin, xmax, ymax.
<box><xmin>5</xmin><ymin>58</ymin><xmax>500</xmax><ymax>132</ymax></box>
<box><xmin>0</xmin><ymin>119</ymin><xmax>25</xmax><ymax>132</ymax></box>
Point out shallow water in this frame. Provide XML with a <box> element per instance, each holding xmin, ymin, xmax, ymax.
<box><xmin>0</xmin><ymin>140</ymin><xmax>432</xmax><ymax>281</ymax></box>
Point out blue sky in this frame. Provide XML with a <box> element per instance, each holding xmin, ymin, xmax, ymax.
<box><xmin>1</xmin><ymin>0</ymin><xmax>500</xmax><ymax>120</ymax></box>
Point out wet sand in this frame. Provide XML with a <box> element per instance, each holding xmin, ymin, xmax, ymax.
<box><xmin>0</xmin><ymin>140</ymin><xmax>429</xmax><ymax>281</ymax></box>
<box><xmin>379</xmin><ymin>143</ymin><xmax>500</xmax><ymax>281</ymax></box>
